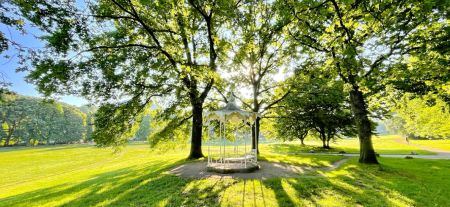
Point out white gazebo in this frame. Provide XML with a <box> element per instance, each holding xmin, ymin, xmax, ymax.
<box><xmin>204</xmin><ymin>95</ymin><xmax>260</xmax><ymax>173</ymax></box>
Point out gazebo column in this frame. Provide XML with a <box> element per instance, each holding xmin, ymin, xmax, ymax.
<box><xmin>203</xmin><ymin>95</ymin><xmax>260</xmax><ymax>173</ymax></box>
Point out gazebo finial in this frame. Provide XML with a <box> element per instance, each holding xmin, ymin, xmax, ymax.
<box><xmin>228</xmin><ymin>92</ymin><xmax>236</xmax><ymax>103</ymax></box>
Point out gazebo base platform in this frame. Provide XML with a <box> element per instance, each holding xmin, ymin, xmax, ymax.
<box><xmin>207</xmin><ymin>162</ymin><xmax>260</xmax><ymax>174</ymax></box>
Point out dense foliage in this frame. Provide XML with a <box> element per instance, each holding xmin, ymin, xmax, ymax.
<box><xmin>275</xmin><ymin>72</ymin><xmax>355</xmax><ymax>148</ymax></box>
<box><xmin>0</xmin><ymin>92</ymin><xmax>86</xmax><ymax>146</ymax></box>
<box><xmin>275</xmin><ymin>0</ymin><xmax>449</xmax><ymax>163</ymax></box>
<box><xmin>385</xmin><ymin>94</ymin><xmax>450</xmax><ymax>139</ymax></box>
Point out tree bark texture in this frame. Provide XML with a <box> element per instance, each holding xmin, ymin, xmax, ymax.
<box><xmin>187</xmin><ymin>103</ymin><xmax>204</xmax><ymax>159</ymax></box>
<box><xmin>349</xmin><ymin>88</ymin><xmax>379</xmax><ymax>164</ymax></box>
<box><xmin>251</xmin><ymin>117</ymin><xmax>261</xmax><ymax>154</ymax></box>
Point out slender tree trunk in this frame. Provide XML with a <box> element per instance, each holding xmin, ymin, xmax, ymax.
<box><xmin>251</xmin><ymin>117</ymin><xmax>260</xmax><ymax>154</ymax></box>
<box><xmin>326</xmin><ymin>132</ymin><xmax>332</xmax><ymax>148</ymax></box>
<box><xmin>4</xmin><ymin>121</ymin><xmax>16</xmax><ymax>147</ymax></box>
<box><xmin>349</xmin><ymin>88</ymin><xmax>379</xmax><ymax>164</ymax></box>
<box><xmin>4</xmin><ymin>134</ymin><xmax>11</xmax><ymax>147</ymax></box>
<box><xmin>320</xmin><ymin>133</ymin><xmax>327</xmax><ymax>148</ymax></box>
<box><xmin>251</xmin><ymin>124</ymin><xmax>255</xmax><ymax>149</ymax></box>
<box><xmin>188</xmin><ymin>103</ymin><xmax>204</xmax><ymax>159</ymax></box>
<box><xmin>26</xmin><ymin>138</ymin><xmax>31</xmax><ymax>146</ymax></box>
<box><xmin>299</xmin><ymin>131</ymin><xmax>307</xmax><ymax>145</ymax></box>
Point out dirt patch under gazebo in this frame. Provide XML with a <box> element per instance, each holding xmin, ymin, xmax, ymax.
<box><xmin>167</xmin><ymin>160</ymin><xmax>336</xmax><ymax>180</ymax></box>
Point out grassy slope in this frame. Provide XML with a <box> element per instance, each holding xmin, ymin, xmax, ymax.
<box><xmin>265</xmin><ymin>135</ymin><xmax>437</xmax><ymax>155</ymax></box>
<box><xmin>0</xmin><ymin>143</ymin><xmax>449</xmax><ymax>207</ymax></box>
<box><xmin>410</xmin><ymin>139</ymin><xmax>450</xmax><ymax>151</ymax></box>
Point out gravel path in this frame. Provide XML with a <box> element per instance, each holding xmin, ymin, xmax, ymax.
<box><xmin>168</xmin><ymin>158</ymin><xmax>350</xmax><ymax>180</ymax></box>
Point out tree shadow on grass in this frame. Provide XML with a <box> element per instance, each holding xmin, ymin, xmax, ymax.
<box><xmin>268</xmin><ymin>144</ymin><xmax>343</xmax><ymax>154</ymax></box>
<box><xmin>0</xmin><ymin>159</ymin><xmax>239</xmax><ymax>207</ymax></box>
<box><xmin>262</xmin><ymin>179</ymin><xmax>296</xmax><ymax>206</ymax></box>
<box><xmin>261</xmin><ymin>174</ymin><xmax>398</xmax><ymax>206</ymax></box>
<box><xmin>165</xmin><ymin>177</ymin><xmax>234</xmax><ymax>206</ymax></box>
<box><xmin>2</xmin><ymin>157</ymin><xmax>447</xmax><ymax>207</ymax></box>
<box><xmin>0</xmin><ymin>160</ymin><xmax>189</xmax><ymax>207</ymax></box>
<box><xmin>0</xmin><ymin>168</ymin><xmax>135</xmax><ymax>206</ymax></box>
<box><xmin>260</xmin><ymin>159</ymin><xmax>436</xmax><ymax>207</ymax></box>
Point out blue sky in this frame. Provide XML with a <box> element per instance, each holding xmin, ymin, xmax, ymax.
<box><xmin>0</xmin><ymin>24</ymin><xmax>88</xmax><ymax>107</ymax></box>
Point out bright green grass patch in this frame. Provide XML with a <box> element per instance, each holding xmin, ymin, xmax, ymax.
<box><xmin>410</xmin><ymin>139</ymin><xmax>450</xmax><ymax>151</ymax></box>
<box><xmin>0</xmin><ymin>144</ymin><xmax>337</xmax><ymax>207</ymax></box>
<box><xmin>317</xmin><ymin>157</ymin><xmax>450</xmax><ymax>206</ymax></box>
<box><xmin>1</xmin><ymin>144</ymin><xmax>449</xmax><ymax>206</ymax></box>
<box><xmin>265</xmin><ymin>135</ymin><xmax>436</xmax><ymax>155</ymax></box>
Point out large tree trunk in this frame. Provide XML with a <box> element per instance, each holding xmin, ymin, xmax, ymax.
<box><xmin>349</xmin><ymin>88</ymin><xmax>379</xmax><ymax>164</ymax></box>
<box><xmin>251</xmin><ymin>117</ymin><xmax>260</xmax><ymax>154</ymax></box>
<box><xmin>188</xmin><ymin>103</ymin><xmax>204</xmax><ymax>159</ymax></box>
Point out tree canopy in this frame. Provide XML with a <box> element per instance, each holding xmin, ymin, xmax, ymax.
<box><xmin>2</xmin><ymin>0</ymin><xmax>449</xmax><ymax>163</ymax></box>
<box><xmin>14</xmin><ymin>0</ymin><xmax>243</xmax><ymax>158</ymax></box>
<box><xmin>275</xmin><ymin>70</ymin><xmax>355</xmax><ymax>148</ymax></box>
<box><xmin>275</xmin><ymin>0</ymin><xmax>450</xmax><ymax>163</ymax></box>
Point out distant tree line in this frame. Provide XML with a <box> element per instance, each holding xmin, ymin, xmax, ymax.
<box><xmin>0</xmin><ymin>92</ymin><xmax>92</xmax><ymax>146</ymax></box>
<box><xmin>0</xmin><ymin>91</ymin><xmax>154</xmax><ymax>147</ymax></box>
<box><xmin>133</xmin><ymin>115</ymin><xmax>151</xmax><ymax>141</ymax></box>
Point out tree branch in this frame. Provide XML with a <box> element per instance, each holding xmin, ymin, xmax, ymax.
<box><xmin>331</xmin><ymin>47</ymin><xmax>349</xmax><ymax>83</ymax></box>
<box><xmin>232</xmin><ymin>93</ymin><xmax>253</xmax><ymax>109</ymax></box>
<box><xmin>112</xmin><ymin>0</ymin><xmax>178</xmax><ymax>68</ymax></box>
<box><xmin>330</xmin><ymin>0</ymin><xmax>353</xmax><ymax>42</ymax></box>
<box><xmin>262</xmin><ymin>90</ymin><xmax>290</xmax><ymax>112</ymax></box>
<box><xmin>85</xmin><ymin>44</ymin><xmax>158</xmax><ymax>52</ymax></box>
<box><xmin>213</xmin><ymin>86</ymin><xmax>228</xmax><ymax>103</ymax></box>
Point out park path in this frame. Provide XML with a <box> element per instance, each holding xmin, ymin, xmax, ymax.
<box><xmin>394</xmin><ymin>137</ymin><xmax>450</xmax><ymax>156</ymax></box>
<box><xmin>288</xmin><ymin>138</ymin><xmax>450</xmax><ymax>160</ymax></box>
<box><xmin>321</xmin><ymin>157</ymin><xmax>351</xmax><ymax>171</ymax></box>
<box><xmin>296</xmin><ymin>153</ymin><xmax>450</xmax><ymax>159</ymax></box>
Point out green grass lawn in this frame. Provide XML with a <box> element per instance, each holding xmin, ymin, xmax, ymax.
<box><xmin>264</xmin><ymin>135</ymin><xmax>437</xmax><ymax>155</ymax></box>
<box><xmin>0</xmin><ymin>143</ymin><xmax>449</xmax><ymax>206</ymax></box>
<box><xmin>410</xmin><ymin>139</ymin><xmax>450</xmax><ymax>151</ymax></box>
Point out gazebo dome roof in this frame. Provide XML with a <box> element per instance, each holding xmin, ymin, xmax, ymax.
<box><xmin>204</xmin><ymin>95</ymin><xmax>258</xmax><ymax>123</ymax></box>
